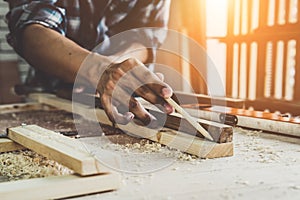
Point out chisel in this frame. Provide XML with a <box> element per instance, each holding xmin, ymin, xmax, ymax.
<box><xmin>165</xmin><ymin>98</ymin><xmax>214</xmax><ymax>141</ymax></box>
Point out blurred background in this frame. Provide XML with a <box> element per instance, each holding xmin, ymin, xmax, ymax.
<box><xmin>0</xmin><ymin>0</ymin><xmax>299</xmax><ymax>115</ymax></box>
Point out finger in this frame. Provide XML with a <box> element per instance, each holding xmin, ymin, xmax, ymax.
<box><xmin>111</xmin><ymin>85</ymin><xmax>158</xmax><ymax>128</ymax></box>
<box><xmin>114</xmin><ymin>69</ymin><xmax>173</xmax><ymax>114</ymax></box>
<box><xmin>119</xmin><ymin>59</ymin><xmax>173</xmax><ymax>98</ymax></box>
<box><xmin>101</xmin><ymin>93</ymin><xmax>134</xmax><ymax>125</ymax></box>
<box><xmin>134</xmin><ymin>85</ymin><xmax>174</xmax><ymax>114</ymax></box>
<box><xmin>111</xmin><ymin>68</ymin><xmax>126</xmax><ymax>81</ymax></box>
<box><xmin>128</xmin><ymin>97</ymin><xmax>158</xmax><ymax>128</ymax></box>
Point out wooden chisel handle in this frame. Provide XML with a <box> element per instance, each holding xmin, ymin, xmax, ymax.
<box><xmin>165</xmin><ymin>98</ymin><xmax>214</xmax><ymax>141</ymax></box>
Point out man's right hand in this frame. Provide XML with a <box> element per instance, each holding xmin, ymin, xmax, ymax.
<box><xmin>95</xmin><ymin>57</ymin><xmax>174</xmax><ymax>127</ymax></box>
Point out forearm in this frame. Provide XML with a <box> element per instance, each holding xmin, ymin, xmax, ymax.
<box><xmin>22</xmin><ymin>24</ymin><xmax>91</xmax><ymax>84</ymax></box>
<box><xmin>22</xmin><ymin>24</ymin><xmax>149</xmax><ymax>86</ymax></box>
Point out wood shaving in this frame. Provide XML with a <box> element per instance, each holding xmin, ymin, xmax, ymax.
<box><xmin>234</xmin><ymin>127</ymin><xmax>262</xmax><ymax>136</ymax></box>
<box><xmin>105</xmin><ymin>139</ymin><xmax>199</xmax><ymax>162</ymax></box>
<box><xmin>289</xmin><ymin>185</ymin><xmax>300</xmax><ymax>190</ymax></box>
<box><xmin>0</xmin><ymin>150</ymin><xmax>72</xmax><ymax>181</ymax></box>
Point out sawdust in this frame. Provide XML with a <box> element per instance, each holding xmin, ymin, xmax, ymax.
<box><xmin>233</xmin><ymin>127</ymin><xmax>284</xmax><ymax>164</ymax></box>
<box><xmin>105</xmin><ymin>139</ymin><xmax>199</xmax><ymax>162</ymax></box>
<box><xmin>234</xmin><ymin>127</ymin><xmax>262</xmax><ymax>136</ymax></box>
<box><xmin>0</xmin><ymin>150</ymin><xmax>72</xmax><ymax>181</ymax></box>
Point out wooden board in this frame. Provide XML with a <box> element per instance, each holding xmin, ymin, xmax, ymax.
<box><xmin>0</xmin><ymin>138</ymin><xmax>25</xmax><ymax>153</ymax></box>
<box><xmin>0</xmin><ymin>173</ymin><xmax>120</xmax><ymax>200</ymax></box>
<box><xmin>173</xmin><ymin>91</ymin><xmax>244</xmax><ymax>108</ymax></box>
<box><xmin>55</xmin><ymin>92</ymin><xmax>233</xmax><ymax>143</ymax></box>
<box><xmin>29</xmin><ymin>93</ymin><xmax>233</xmax><ymax>159</ymax></box>
<box><xmin>158</xmin><ymin>130</ymin><xmax>233</xmax><ymax>159</ymax></box>
<box><xmin>0</xmin><ymin>102</ymin><xmax>51</xmax><ymax>114</ymax></box>
<box><xmin>184</xmin><ymin>106</ymin><xmax>300</xmax><ymax>138</ymax></box>
<box><xmin>7</xmin><ymin>125</ymin><xmax>107</xmax><ymax>176</ymax></box>
<box><xmin>138</xmin><ymin>98</ymin><xmax>233</xmax><ymax>143</ymax></box>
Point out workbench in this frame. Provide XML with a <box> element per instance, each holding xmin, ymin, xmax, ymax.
<box><xmin>0</xmin><ymin>101</ymin><xmax>299</xmax><ymax>199</ymax></box>
<box><xmin>74</xmin><ymin>129</ymin><xmax>300</xmax><ymax>200</ymax></box>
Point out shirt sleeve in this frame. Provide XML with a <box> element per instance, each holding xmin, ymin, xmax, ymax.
<box><xmin>98</xmin><ymin>0</ymin><xmax>171</xmax><ymax>67</ymax></box>
<box><xmin>4</xmin><ymin>0</ymin><xmax>66</xmax><ymax>55</ymax></box>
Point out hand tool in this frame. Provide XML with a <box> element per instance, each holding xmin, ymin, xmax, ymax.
<box><xmin>165</xmin><ymin>98</ymin><xmax>214</xmax><ymax>141</ymax></box>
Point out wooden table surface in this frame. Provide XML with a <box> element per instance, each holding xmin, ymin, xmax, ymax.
<box><xmin>1</xmin><ymin>104</ymin><xmax>299</xmax><ymax>199</ymax></box>
<box><xmin>74</xmin><ymin>129</ymin><xmax>300</xmax><ymax>200</ymax></box>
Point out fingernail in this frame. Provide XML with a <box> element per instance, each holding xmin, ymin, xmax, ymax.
<box><xmin>125</xmin><ymin>112</ymin><xmax>134</xmax><ymax>121</ymax></box>
<box><xmin>164</xmin><ymin>103</ymin><xmax>174</xmax><ymax>114</ymax></box>
<box><xmin>162</xmin><ymin>87</ymin><xmax>172</xmax><ymax>98</ymax></box>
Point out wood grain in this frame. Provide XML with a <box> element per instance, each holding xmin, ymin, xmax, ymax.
<box><xmin>29</xmin><ymin>93</ymin><xmax>234</xmax><ymax>159</ymax></box>
<box><xmin>0</xmin><ymin>138</ymin><xmax>25</xmax><ymax>153</ymax></box>
<box><xmin>0</xmin><ymin>173</ymin><xmax>120</xmax><ymax>200</ymax></box>
<box><xmin>159</xmin><ymin>130</ymin><xmax>233</xmax><ymax>158</ymax></box>
<box><xmin>7</xmin><ymin>125</ymin><xmax>107</xmax><ymax>176</ymax></box>
<box><xmin>52</xmin><ymin>92</ymin><xmax>234</xmax><ymax>143</ymax></box>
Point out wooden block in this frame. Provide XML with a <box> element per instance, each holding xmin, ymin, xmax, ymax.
<box><xmin>7</xmin><ymin>125</ymin><xmax>107</xmax><ymax>176</ymax></box>
<box><xmin>0</xmin><ymin>173</ymin><xmax>120</xmax><ymax>200</ymax></box>
<box><xmin>0</xmin><ymin>138</ymin><xmax>25</xmax><ymax>153</ymax></box>
<box><xmin>159</xmin><ymin>130</ymin><xmax>233</xmax><ymax>158</ymax></box>
<box><xmin>165</xmin><ymin>97</ymin><xmax>214</xmax><ymax>141</ymax></box>
<box><xmin>139</xmin><ymin>98</ymin><xmax>233</xmax><ymax>143</ymax></box>
<box><xmin>29</xmin><ymin>93</ymin><xmax>233</xmax><ymax>159</ymax></box>
<box><xmin>32</xmin><ymin>93</ymin><xmax>233</xmax><ymax>143</ymax></box>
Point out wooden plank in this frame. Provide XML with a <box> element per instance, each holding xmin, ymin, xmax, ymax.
<box><xmin>0</xmin><ymin>173</ymin><xmax>120</xmax><ymax>200</ymax></box>
<box><xmin>173</xmin><ymin>91</ymin><xmax>244</xmax><ymax>108</ymax></box>
<box><xmin>0</xmin><ymin>102</ymin><xmax>47</xmax><ymax>114</ymax></box>
<box><xmin>184</xmin><ymin>106</ymin><xmax>300</xmax><ymax>138</ymax></box>
<box><xmin>55</xmin><ymin>90</ymin><xmax>233</xmax><ymax>143</ymax></box>
<box><xmin>237</xmin><ymin>115</ymin><xmax>300</xmax><ymax>138</ymax></box>
<box><xmin>7</xmin><ymin>125</ymin><xmax>107</xmax><ymax>176</ymax></box>
<box><xmin>0</xmin><ymin>138</ymin><xmax>25</xmax><ymax>153</ymax></box>
<box><xmin>294</xmin><ymin>35</ymin><xmax>300</xmax><ymax>101</ymax></box>
<box><xmin>32</xmin><ymin>93</ymin><xmax>233</xmax><ymax>143</ymax></box>
<box><xmin>139</xmin><ymin>98</ymin><xmax>233</xmax><ymax>143</ymax></box>
<box><xmin>158</xmin><ymin>130</ymin><xmax>233</xmax><ymax>159</ymax></box>
<box><xmin>29</xmin><ymin>93</ymin><xmax>233</xmax><ymax>159</ymax></box>
<box><xmin>256</xmin><ymin>42</ymin><xmax>267</xmax><ymax>98</ymax></box>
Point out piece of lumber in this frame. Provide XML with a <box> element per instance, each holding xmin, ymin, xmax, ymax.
<box><xmin>138</xmin><ymin>98</ymin><xmax>233</xmax><ymax>143</ymax></box>
<box><xmin>53</xmin><ymin>92</ymin><xmax>233</xmax><ymax>143</ymax></box>
<box><xmin>29</xmin><ymin>93</ymin><xmax>233</xmax><ymax>158</ymax></box>
<box><xmin>173</xmin><ymin>91</ymin><xmax>244</xmax><ymax>108</ymax></box>
<box><xmin>159</xmin><ymin>130</ymin><xmax>233</xmax><ymax>158</ymax></box>
<box><xmin>237</xmin><ymin>114</ymin><xmax>300</xmax><ymax>138</ymax></box>
<box><xmin>0</xmin><ymin>173</ymin><xmax>120</xmax><ymax>200</ymax></box>
<box><xmin>165</xmin><ymin>98</ymin><xmax>214</xmax><ymax>141</ymax></box>
<box><xmin>7</xmin><ymin>125</ymin><xmax>107</xmax><ymax>176</ymax></box>
<box><xmin>0</xmin><ymin>102</ymin><xmax>51</xmax><ymax>114</ymax></box>
<box><xmin>0</xmin><ymin>138</ymin><xmax>25</xmax><ymax>153</ymax></box>
<box><xmin>185</xmin><ymin>106</ymin><xmax>300</xmax><ymax>139</ymax></box>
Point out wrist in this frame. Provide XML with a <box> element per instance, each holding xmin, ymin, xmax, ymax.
<box><xmin>78</xmin><ymin>52</ymin><xmax>114</xmax><ymax>89</ymax></box>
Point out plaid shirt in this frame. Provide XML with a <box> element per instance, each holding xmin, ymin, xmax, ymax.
<box><xmin>5</xmin><ymin>0</ymin><xmax>170</xmax><ymax>58</ymax></box>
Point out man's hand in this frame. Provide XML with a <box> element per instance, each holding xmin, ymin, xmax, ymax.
<box><xmin>97</xmin><ymin>57</ymin><xmax>174</xmax><ymax>127</ymax></box>
<box><xmin>21</xmin><ymin>24</ymin><xmax>172</xmax><ymax>127</ymax></box>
